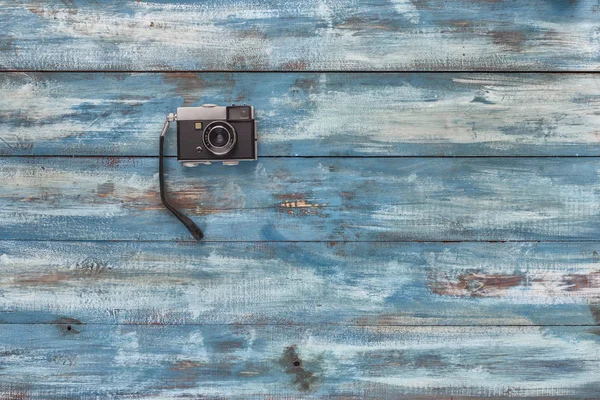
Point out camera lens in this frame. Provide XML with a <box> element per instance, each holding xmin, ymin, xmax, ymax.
<box><xmin>209</xmin><ymin>127</ymin><xmax>229</xmax><ymax>147</ymax></box>
<box><xmin>203</xmin><ymin>122</ymin><xmax>237</xmax><ymax>156</ymax></box>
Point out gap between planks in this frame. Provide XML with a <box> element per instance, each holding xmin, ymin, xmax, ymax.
<box><xmin>0</xmin><ymin>319</ymin><xmax>599</xmax><ymax>328</ymax></box>
<box><xmin>4</xmin><ymin>155</ymin><xmax>600</xmax><ymax>159</ymax></box>
<box><xmin>1</xmin><ymin>70</ymin><xmax>600</xmax><ymax>74</ymax></box>
<box><xmin>4</xmin><ymin>239</ymin><xmax>600</xmax><ymax>243</ymax></box>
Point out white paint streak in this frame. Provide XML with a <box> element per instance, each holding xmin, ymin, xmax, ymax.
<box><xmin>390</xmin><ymin>0</ymin><xmax>420</xmax><ymax>24</ymax></box>
<box><xmin>267</xmin><ymin>74</ymin><xmax>600</xmax><ymax>153</ymax></box>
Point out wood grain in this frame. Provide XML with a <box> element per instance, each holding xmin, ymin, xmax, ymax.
<box><xmin>1</xmin><ymin>0</ymin><xmax>599</xmax><ymax>71</ymax></box>
<box><xmin>2</xmin><ymin>156</ymin><xmax>600</xmax><ymax>241</ymax></box>
<box><xmin>1</xmin><ymin>241</ymin><xmax>599</xmax><ymax>326</ymax></box>
<box><xmin>3</xmin><ymin>0</ymin><xmax>599</xmax><ymax>396</ymax></box>
<box><xmin>2</xmin><ymin>72</ymin><xmax>600</xmax><ymax>156</ymax></box>
<box><xmin>1</xmin><ymin>324</ymin><xmax>599</xmax><ymax>398</ymax></box>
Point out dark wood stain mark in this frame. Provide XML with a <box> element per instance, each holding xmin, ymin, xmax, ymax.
<box><xmin>13</xmin><ymin>273</ymin><xmax>71</xmax><ymax>286</ymax></box>
<box><xmin>280</xmin><ymin>60</ymin><xmax>310</xmax><ymax>71</ymax></box>
<box><xmin>122</xmin><ymin>183</ymin><xmax>248</xmax><ymax>216</ymax></box>
<box><xmin>171</xmin><ymin>360</ymin><xmax>201</xmax><ymax>371</ymax></box>
<box><xmin>429</xmin><ymin>272</ymin><xmax>524</xmax><ymax>297</ymax></box>
<box><xmin>101</xmin><ymin>157</ymin><xmax>121</xmax><ymax>168</ymax></box>
<box><xmin>336</xmin><ymin>16</ymin><xmax>397</xmax><ymax>32</ymax></box>
<box><xmin>293</xmin><ymin>77</ymin><xmax>319</xmax><ymax>92</ymax></box>
<box><xmin>450</xmin><ymin>20</ymin><xmax>472</xmax><ymax>27</ymax></box>
<box><xmin>229</xmin><ymin>53</ymin><xmax>268</xmax><ymax>72</ymax></box>
<box><xmin>341</xmin><ymin>191</ymin><xmax>356</xmax><ymax>201</ymax></box>
<box><xmin>490</xmin><ymin>31</ymin><xmax>526</xmax><ymax>51</ymax></box>
<box><xmin>97</xmin><ymin>182</ymin><xmax>115</xmax><ymax>197</ymax></box>
<box><xmin>215</xmin><ymin>340</ymin><xmax>245</xmax><ymax>353</ymax></box>
<box><xmin>431</xmin><ymin>271</ymin><xmax>600</xmax><ymax>298</ymax></box>
<box><xmin>560</xmin><ymin>272</ymin><xmax>600</xmax><ymax>292</ymax></box>
<box><xmin>13</xmin><ymin>257</ymin><xmax>111</xmax><ymax>286</ymax></box>
<box><xmin>274</xmin><ymin>193</ymin><xmax>305</xmax><ymax>200</ymax></box>
<box><xmin>168</xmin><ymin>360</ymin><xmax>201</xmax><ymax>389</ymax></box>
<box><xmin>53</xmin><ymin>317</ymin><xmax>83</xmax><ymax>334</ymax></box>
<box><xmin>24</xmin><ymin>3</ymin><xmax>76</xmax><ymax>17</ymax></box>
<box><xmin>239</xmin><ymin>28</ymin><xmax>267</xmax><ymax>40</ymax></box>
<box><xmin>163</xmin><ymin>73</ymin><xmax>206</xmax><ymax>107</ymax></box>
<box><xmin>414</xmin><ymin>354</ymin><xmax>445</xmax><ymax>368</ymax></box>
<box><xmin>278</xmin><ymin>346</ymin><xmax>317</xmax><ymax>392</ymax></box>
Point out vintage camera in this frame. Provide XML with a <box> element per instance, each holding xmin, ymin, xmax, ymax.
<box><xmin>159</xmin><ymin>103</ymin><xmax>257</xmax><ymax>241</ymax></box>
<box><xmin>176</xmin><ymin>104</ymin><xmax>257</xmax><ymax>166</ymax></box>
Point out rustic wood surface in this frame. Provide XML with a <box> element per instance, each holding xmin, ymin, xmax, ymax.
<box><xmin>1</xmin><ymin>241</ymin><xmax>599</xmax><ymax>326</ymax></box>
<box><xmin>1</xmin><ymin>325</ymin><xmax>600</xmax><ymax>398</ymax></box>
<box><xmin>3</xmin><ymin>157</ymin><xmax>600</xmax><ymax>241</ymax></box>
<box><xmin>1</xmin><ymin>0</ymin><xmax>599</xmax><ymax>71</ymax></box>
<box><xmin>1</xmin><ymin>0</ymin><xmax>600</xmax><ymax>397</ymax></box>
<box><xmin>2</xmin><ymin>72</ymin><xmax>600</xmax><ymax>157</ymax></box>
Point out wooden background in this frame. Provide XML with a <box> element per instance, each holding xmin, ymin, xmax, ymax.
<box><xmin>1</xmin><ymin>0</ymin><xmax>600</xmax><ymax>398</ymax></box>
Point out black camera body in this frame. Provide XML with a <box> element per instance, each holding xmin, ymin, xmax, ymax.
<box><xmin>177</xmin><ymin>104</ymin><xmax>257</xmax><ymax>166</ymax></box>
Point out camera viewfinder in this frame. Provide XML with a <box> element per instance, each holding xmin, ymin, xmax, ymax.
<box><xmin>227</xmin><ymin>106</ymin><xmax>251</xmax><ymax>120</ymax></box>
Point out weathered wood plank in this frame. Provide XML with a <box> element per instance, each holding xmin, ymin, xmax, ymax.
<box><xmin>2</xmin><ymin>157</ymin><xmax>600</xmax><ymax>241</ymax></box>
<box><xmin>1</xmin><ymin>241</ymin><xmax>599</xmax><ymax>326</ymax></box>
<box><xmin>2</xmin><ymin>72</ymin><xmax>600</xmax><ymax>156</ymax></box>
<box><xmin>1</xmin><ymin>0</ymin><xmax>599</xmax><ymax>71</ymax></box>
<box><xmin>1</xmin><ymin>324</ymin><xmax>599</xmax><ymax>398</ymax></box>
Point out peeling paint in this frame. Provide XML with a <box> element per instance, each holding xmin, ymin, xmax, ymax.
<box><xmin>429</xmin><ymin>273</ymin><xmax>525</xmax><ymax>297</ymax></box>
<box><xmin>2</xmin><ymin>0</ymin><xmax>599</xmax><ymax>70</ymax></box>
<box><xmin>279</xmin><ymin>199</ymin><xmax>326</xmax><ymax>208</ymax></box>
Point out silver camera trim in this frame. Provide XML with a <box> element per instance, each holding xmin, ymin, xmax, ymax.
<box><xmin>176</xmin><ymin>104</ymin><xmax>255</xmax><ymax>121</ymax></box>
<box><xmin>177</xmin><ymin>105</ymin><xmax>225</xmax><ymax>120</ymax></box>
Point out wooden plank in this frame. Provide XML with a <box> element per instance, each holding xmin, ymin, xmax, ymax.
<box><xmin>1</xmin><ymin>0</ymin><xmax>599</xmax><ymax>71</ymax></box>
<box><xmin>2</xmin><ymin>156</ymin><xmax>600</xmax><ymax>242</ymax></box>
<box><xmin>1</xmin><ymin>324</ymin><xmax>599</xmax><ymax>398</ymax></box>
<box><xmin>1</xmin><ymin>241</ymin><xmax>599</xmax><ymax>326</ymax></box>
<box><xmin>2</xmin><ymin>72</ymin><xmax>600</xmax><ymax>156</ymax></box>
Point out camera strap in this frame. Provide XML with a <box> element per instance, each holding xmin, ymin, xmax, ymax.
<box><xmin>159</xmin><ymin>114</ymin><xmax>204</xmax><ymax>241</ymax></box>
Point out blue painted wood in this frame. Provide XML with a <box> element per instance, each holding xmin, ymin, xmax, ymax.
<box><xmin>1</xmin><ymin>324</ymin><xmax>599</xmax><ymax>397</ymax></box>
<box><xmin>1</xmin><ymin>241</ymin><xmax>599</xmax><ymax>326</ymax></box>
<box><xmin>2</xmin><ymin>157</ymin><xmax>600</xmax><ymax>241</ymax></box>
<box><xmin>2</xmin><ymin>0</ymin><xmax>598</xmax><ymax>394</ymax></box>
<box><xmin>1</xmin><ymin>0</ymin><xmax>598</xmax><ymax>71</ymax></box>
<box><xmin>2</xmin><ymin>72</ymin><xmax>600</xmax><ymax>157</ymax></box>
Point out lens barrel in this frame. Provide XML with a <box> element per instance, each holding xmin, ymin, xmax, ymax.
<box><xmin>203</xmin><ymin>122</ymin><xmax>237</xmax><ymax>155</ymax></box>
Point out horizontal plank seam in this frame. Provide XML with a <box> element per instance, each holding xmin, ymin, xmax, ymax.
<box><xmin>0</xmin><ymin>323</ymin><xmax>597</xmax><ymax>327</ymax></box>
<box><xmin>2</xmin><ymin>239</ymin><xmax>600</xmax><ymax>244</ymax></box>
<box><xmin>3</xmin><ymin>155</ymin><xmax>600</xmax><ymax>159</ymax></box>
<box><xmin>1</xmin><ymin>70</ymin><xmax>600</xmax><ymax>74</ymax></box>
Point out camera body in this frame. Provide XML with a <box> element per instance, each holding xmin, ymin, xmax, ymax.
<box><xmin>177</xmin><ymin>104</ymin><xmax>257</xmax><ymax>166</ymax></box>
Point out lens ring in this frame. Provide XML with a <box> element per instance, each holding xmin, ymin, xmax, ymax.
<box><xmin>210</xmin><ymin>127</ymin><xmax>229</xmax><ymax>147</ymax></box>
<box><xmin>203</xmin><ymin>122</ymin><xmax>237</xmax><ymax>156</ymax></box>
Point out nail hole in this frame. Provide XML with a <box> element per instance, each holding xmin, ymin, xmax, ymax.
<box><xmin>67</xmin><ymin>325</ymin><xmax>72</xmax><ymax>331</ymax></box>
<box><xmin>293</xmin><ymin>360</ymin><xmax>300</xmax><ymax>367</ymax></box>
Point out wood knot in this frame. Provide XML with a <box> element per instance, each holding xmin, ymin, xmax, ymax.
<box><xmin>53</xmin><ymin>317</ymin><xmax>83</xmax><ymax>334</ymax></box>
<box><xmin>278</xmin><ymin>346</ymin><xmax>317</xmax><ymax>392</ymax></box>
